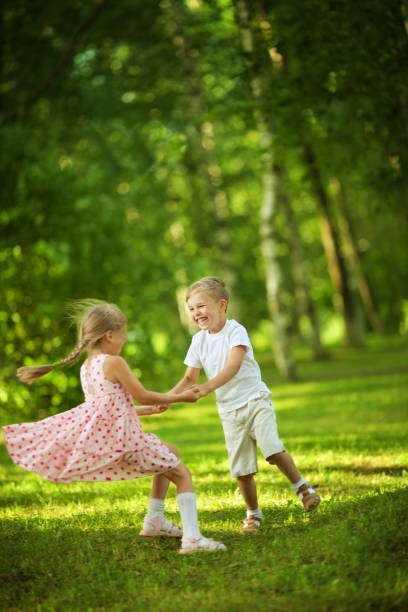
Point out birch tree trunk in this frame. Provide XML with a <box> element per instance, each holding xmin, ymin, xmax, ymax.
<box><xmin>236</xmin><ymin>0</ymin><xmax>296</xmax><ymax>379</ymax></box>
<box><xmin>255</xmin><ymin>6</ymin><xmax>326</xmax><ymax>358</ymax></box>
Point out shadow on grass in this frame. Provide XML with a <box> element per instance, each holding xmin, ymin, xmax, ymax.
<box><xmin>1</xmin><ymin>432</ymin><xmax>407</xmax><ymax>511</ymax></box>
<box><xmin>297</xmin><ymin>365</ymin><xmax>408</xmax><ymax>383</ymax></box>
<box><xmin>278</xmin><ymin>431</ymin><xmax>408</xmax><ymax>453</ymax></box>
<box><xmin>1</xmin><ymin>488</ymin><xmax>407</xmax><ymax>611</ymax></box>
<box><xmin>273</xmin><ymin>371</ymin><xmax>408</xmax><ymax>402</ymax></box>
<box><xmin>264</xmin><ymin>351</ymin><xmax>408</xmax><ymax>388</ymax></box>
<box><xmin>323</xmin><ymin>465</ymin><xmax>407</xmax><ymax>476</ymax></box>
<box><xmin>1</xmin><ymin>487</ymin><xmax>406</xmax><ymax>546</ymax></box>
<box><xmin>1</xmin><ymin>458</ymin><xmax>406</xmax><ymax>515</ymax></box>
<box><xmin>0</xmin><ymin>484</ymin><xmax>152</xmax><ymax>510</ymax></box>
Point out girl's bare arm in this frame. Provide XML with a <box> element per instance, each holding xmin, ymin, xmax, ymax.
<box><xmin>104</xmin><ymin>356</ymin><xmax>199</xmax><ymax>404</ymax></box>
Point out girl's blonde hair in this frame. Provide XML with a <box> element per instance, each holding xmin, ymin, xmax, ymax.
<box><xmin>186</xmin><ymin>277</ymin><xmax>230</xmax><ymax>303</ymax></box>
<box><xmin>17</xmin><ymin>300</ymin><xmax>126</xmax><ymax>384</ymax></box>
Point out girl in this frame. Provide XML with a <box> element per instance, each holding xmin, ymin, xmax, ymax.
<box><xmin>2</xmin><ymin>300</ymin><xmax>226</xmax><ymax>554</ymax></box>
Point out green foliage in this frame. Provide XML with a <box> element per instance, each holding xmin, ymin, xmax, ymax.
<box><xmin>1</xmin><ymin>0</ymin><xmax>407</xmax><ymax>415</ymax></box>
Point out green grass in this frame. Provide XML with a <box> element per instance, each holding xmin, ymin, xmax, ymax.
<box><xmin>1</xmin><ymin>337</ymin><xmax>408</xmax><ymax>611</ymax></box>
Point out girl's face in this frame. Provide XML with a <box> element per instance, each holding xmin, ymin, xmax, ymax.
<box><xmin>187</xmin><ymin>290</ymin><xmax>227</xmax><ymax>334</ymax></box>
<box><xmin>108</xmin><ymin>325</ymin><xmax>127</xmax><ymax>354</ymax></box>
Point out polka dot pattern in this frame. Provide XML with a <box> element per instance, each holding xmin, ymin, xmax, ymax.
<box><xmin>2</xmin><ymin>354</ymin><xmax>179</xmax><ymax>483</ymax></box>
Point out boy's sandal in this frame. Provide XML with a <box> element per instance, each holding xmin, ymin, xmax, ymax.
<box><xmin>241</xmin><ymin>515</ymin><xmax>262</xmax><ymax>533</ymax></box>
<box><xmin>139</xmin><ymin>517</ymin><xmax>183</xmax><ymax>538</ymax></box>
<box><xmin>179</xmin><ymin>536</ymin><xmax>227</xmax><ymax>554</ymax></box>
<box><xmin>297</xmin><ymin>484</ymin><xmax>321</xmax><ymax>512</ymax></box>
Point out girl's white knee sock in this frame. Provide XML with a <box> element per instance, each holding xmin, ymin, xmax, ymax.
<box><xmin>177</xmin><ymin>492</ymin><xmax>201</xmax><ymax>539</ymax></box>
<box><xmin>143</xmin><ymin>497</ymin><xmax>175</xmax><ymax>533</ymax></box>
<box><xmin>146</xmin><ymin>497</ymin><xmax>165</xmax><ymax>520</ymax></box>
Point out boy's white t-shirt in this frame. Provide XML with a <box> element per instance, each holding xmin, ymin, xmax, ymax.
<box><xmin>184</xmin><ymin>319</ymin><xmax>270</xmax><ymax>415</ymax></box>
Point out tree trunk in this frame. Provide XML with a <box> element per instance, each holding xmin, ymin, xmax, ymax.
<box><xmin>303</xmin><ymin>144</ymin><xmax>364</xmax><ymax>347</ymax></box>
<box><xmin>330</xmin><ymin>177</ymin><xmax>384</xmax><ymax>334</ymax></box>
<box><xmin>236</xmin><ymin>0</ymin><xmax>296</xmax><ymax>380</ymax></box>
<box><xmin>275</xmin><ymin>165</ymin><xmax>328</xmax><ymax>358</ymax></box>
<box><xmin>255</xmin><ymin>6</ymin><xmax>327</xmax><ymax>358</ymax></box>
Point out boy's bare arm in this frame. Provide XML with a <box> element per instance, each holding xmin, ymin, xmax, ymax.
<box><xmin>169</xmin><ymin>366</ymin><xmax>201</xmax><ymax>393</ymax></box>
<box><xmin>192</xmin><ymin>346</ymin><xmax>246</xmax><ymax>397</ymax></box>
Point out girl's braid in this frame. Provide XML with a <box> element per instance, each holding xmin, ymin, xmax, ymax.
<box><xmin>56</xmin><ymin>339</ymin><xmax>89</xmax><ymax>368</ymax></box>
<box><xmin>17</xmin><ymin>300</ymin><xmax>125</xmax><ymax>384</ymax></box>
<box><xmin>17</xmin><ymin>339</ymin><xmax>90</xmax><ymax>384</ymax></box>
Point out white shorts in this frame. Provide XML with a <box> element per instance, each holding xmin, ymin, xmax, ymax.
<box><xmin>220</xmin><ymin>393</ymin><xmax>285</xmax><ymax>478</ymax></box>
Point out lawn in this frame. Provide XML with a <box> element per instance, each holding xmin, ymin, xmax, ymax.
<box><xmin>1</xmin><ymin>337</ymin><xmax>407</xmax><ymax>611</ymax></box>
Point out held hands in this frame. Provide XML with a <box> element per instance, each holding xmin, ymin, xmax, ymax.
<box><xmin>189</xmin><ymin>384</ymin><xmax>210</xmax><ymax>399</ymax></box>
<box><xmin>136</xmin><ymin>405</ymin><xmax>169</xmax><ymax>416</ymax></box>
<box><xmin>176</xmin><ymin>387</ymin><xmax>201</xmax><ymax>403</ymax></box>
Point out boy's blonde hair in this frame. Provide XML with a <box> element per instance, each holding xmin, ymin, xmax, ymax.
<box><xmin>186</xmin><ymin>277</ymin><xmax>230</xmax><ymax>304</ymax></box>
<box><xmin>17</xmin><ymin>300</ymin><xmax>126</xmax><ymax>384</ymax></box>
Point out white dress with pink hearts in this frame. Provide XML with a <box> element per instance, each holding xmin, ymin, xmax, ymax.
<box><xmin>3</xmin><ymin>354</ymin><xmax>179</xmax><ymax>483</ymax></box>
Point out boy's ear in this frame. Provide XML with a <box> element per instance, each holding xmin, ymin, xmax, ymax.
<box><xmin>219</xmin><ymin>299</ymin><xmax>228</xmax><ymax>312</ymax></box>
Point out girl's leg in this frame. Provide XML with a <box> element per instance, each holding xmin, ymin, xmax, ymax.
<box><xmin>151</xmin><ymin>473</ymin><xmax>171</xmax><ymax>500</ymax></box>
<box><xmin>162</xmin><ymin>461</ymin><xmax>194</xmax><ymax>494</ymax></box>
<box><xmin>164</xmin><ymin>462</ymin><xmax>226</xmax><ymax>552</ymax></box>
<box><xmin>142</xmin><ymin>442</ymin><xmax>183</xmax><ymax>536</ymax></box>
<box><xmin>142</xmin><ymin>477</ymin><xmax>173</xmax><ymax>532</ymax></box>
<box><xmin>150</xmin><ymin>441</ymin><xmax>180</xmax><ymax>500</ymax></box>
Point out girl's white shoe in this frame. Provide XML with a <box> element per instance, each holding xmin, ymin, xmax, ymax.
<box><xmin>179</xmin><ymin>535</ymin><xmax>227</xmax><ymax>554</ymax></box>
<box><xmin>140</xmin><ymin>517</ymin><xmax>183</xmax><ymax>537</ymax></box>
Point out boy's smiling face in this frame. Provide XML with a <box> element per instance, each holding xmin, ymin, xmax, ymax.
<box><xmin>187</xmin><ymin>290</ymin><xmax>227</xmax><ymax>334</ymax></box>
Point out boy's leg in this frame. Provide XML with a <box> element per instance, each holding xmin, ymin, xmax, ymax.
<box><xmin>266</xmin><ymin>449</ymin><xmax>301</xmax><ymax>483</ymax></box>
<box><xmin>267</xmin><ymin>450</ymin><xmax>320</xmax><ymax>512</ymax></box>
<box><xmin>237</xmin><ymin>473</ymin><xmax>263</xmax><ymax>532</ymax></box>
<box><xmin>221</xmin><ymin>407</ymin><xmax>263</xmax><ymax>532</ymax></box>
<box><xmin>251</xmin><ymin>396</ymin><xmax>320</xmax><ymax>512</ymax></box>
<box><xmin>237</xmin><ymin>473</ymin><xmax>258</xmax><ymax>510</ymax></box>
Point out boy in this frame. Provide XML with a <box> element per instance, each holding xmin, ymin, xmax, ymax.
<box><xmin>171</xmin><ymin>277</ymin><xmax>320</xmax><ymax>532</ymax></box>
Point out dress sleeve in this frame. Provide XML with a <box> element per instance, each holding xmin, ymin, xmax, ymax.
<box><xmin>228</xmin><ymin>324</ymin><xmax>251</xmax><ymax>351</ymax></box>
<box><xmin>184</xmin><ymin>337</ymin><xmax>202</xmax><ymax>368</ymax></box>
